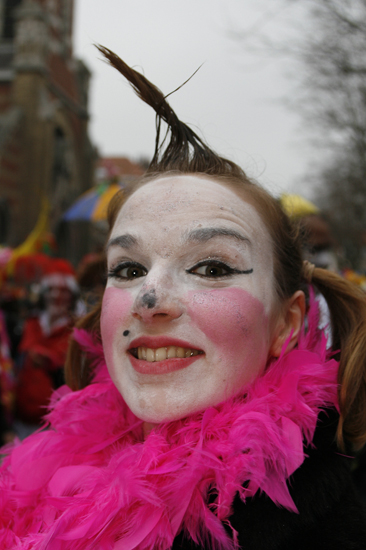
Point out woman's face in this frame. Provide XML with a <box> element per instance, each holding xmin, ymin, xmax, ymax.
<box><xmin>102</xmin><ymin>175</ymin><xmax>284</xmax><ymax>423</ymax></box>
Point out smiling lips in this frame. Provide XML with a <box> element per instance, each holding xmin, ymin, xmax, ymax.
<box><xmin>128</xmin><ymin>338</ymin><xmax>204</xmax><ymax>374</ymax></box>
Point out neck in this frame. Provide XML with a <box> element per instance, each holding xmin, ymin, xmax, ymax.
<box><xmin>142</xmin><ymin>421</ymin><xmax>157</xmax><ymax>439</ymax></box>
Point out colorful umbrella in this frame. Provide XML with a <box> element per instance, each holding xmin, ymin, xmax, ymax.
<box><xmin>63</xmin><ymin>183</ymin><xmax>123</xmax><ymax>222</ymax></box>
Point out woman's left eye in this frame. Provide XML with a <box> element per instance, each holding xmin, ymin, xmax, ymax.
<box><xmin>188</xmin><ymin>260</ymin><xmax>251</xmax><ymax>278</ymax></box>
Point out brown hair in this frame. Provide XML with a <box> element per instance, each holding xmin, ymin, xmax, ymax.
<box><xmin>65</xmin><ymin>46</ymin><xmax>366</xmax><ymax>450</ymax></box>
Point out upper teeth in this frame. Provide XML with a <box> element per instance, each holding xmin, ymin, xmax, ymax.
<box><xmin>137</xmin><ymin>346</ymin><xmax>201</xmax><ymax>362</ymax></box>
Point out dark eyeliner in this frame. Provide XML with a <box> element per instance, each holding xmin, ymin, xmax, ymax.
<box><xmin>187</xmin><ymin>259</ymin><xmax>253</xmax><ymax>277</ymax></box>
<box><xmin>108</xmin><ymin>261</ymin><xmax>147</xmax><ymax>280</ymax></box>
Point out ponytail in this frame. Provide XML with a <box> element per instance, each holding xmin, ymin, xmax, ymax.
<box><xmin>311</xmin><ymin>267</ymin><xmax>366</xmax><ymax>450</ymax></box>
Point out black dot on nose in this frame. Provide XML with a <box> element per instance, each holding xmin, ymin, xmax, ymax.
<box><xmin>123</xmin><ymin>330</ymin><xmax>130</xmax><ymax>337</ymax></box>
<box><xmin>141</xmin><ymin>290</ymin><xmax>157</xmax><ymax>309</ymax></box>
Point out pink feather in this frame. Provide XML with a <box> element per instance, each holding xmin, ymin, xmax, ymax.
<box><xmin>0</xmin><ymin>297</ymin><xmax>338</xmax><ymax>549</ymax></box>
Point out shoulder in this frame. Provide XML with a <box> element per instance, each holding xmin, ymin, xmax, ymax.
<box><xmin>229</xmin><ymin>411</ymin><xmax>366</xmax><ymax>550</ymax></box>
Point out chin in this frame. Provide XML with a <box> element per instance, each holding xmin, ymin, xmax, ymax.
<box><xmin>131</xmin><ymin>407</ymin><xmax>189</xmax><ymax>424</ymax></box>
<box><xmin>126</xmin><ymin>399</ymin><xmax>204</xmax><ymax>425</ymax></box>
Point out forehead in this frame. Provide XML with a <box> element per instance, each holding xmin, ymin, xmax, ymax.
<box><xmin>112</xmin><ymin>175</ymin><xmax>271</xmax><ymax>245</ymax></box>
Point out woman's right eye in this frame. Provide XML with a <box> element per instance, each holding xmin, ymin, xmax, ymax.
<box><xmin>108</xmin><ymin>262</ymin><xmax>147</xmax><ymax>280</ymax></box>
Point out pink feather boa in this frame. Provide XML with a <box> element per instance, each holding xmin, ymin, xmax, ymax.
<box><xmin>0</xmin><ymin>300</ymin><xmax>338</xmax><ymax>550</ymax></box>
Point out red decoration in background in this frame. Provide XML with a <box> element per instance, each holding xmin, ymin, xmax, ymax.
<box><xmin>11</xmin><ymin>253</ymin><xmax>53</xmax><ymax>284</ymax></box>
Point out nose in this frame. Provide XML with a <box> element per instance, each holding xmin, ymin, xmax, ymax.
<box><xmin>131</xmin><ymin>275</ymin><xmax>184</xmax><ymax>324</ymax></box>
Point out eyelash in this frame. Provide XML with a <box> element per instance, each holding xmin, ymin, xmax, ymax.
<box><xmin>107</xmin><ymin>259</ymin><xmax>253</xmax><ymax>281</ymax></box>
<box><xmin>108</xmin><ymin>261</ymin><xmax>147</xmax><ymax>281</ymax></box>
<box><xmin>187</xmin><ymin>260</ymin><xmax>253</xmax><ymax>279</ymax></box>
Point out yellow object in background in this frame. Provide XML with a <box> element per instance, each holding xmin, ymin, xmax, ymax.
<box><xmin>280</xmin><ymin>194</ymin><xmax>320</xmax><ymax>219</ymax></box>
<box><xmin>6</xmin><ymin>198</ymin><xmax>50</xmax><ymax>276</ymax></box>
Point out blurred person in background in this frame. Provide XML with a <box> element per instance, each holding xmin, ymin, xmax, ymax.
<box><xmin>279</xmin><ymin>194</ymin><xmax>340</xmax><ymax>272</ymax></box>
<box><xmin>13</xmin><ymin>259</ymin><xmax>80</xmax><ymax>439</ymax></box>
<box><xmin>300</xmin><ymin>213</ymin><xmax>340</xmax><ymax>273</ymax></box>
<box><xmin>0</xmin><ymin>309</ymin><xmax>15</xmax><ymax>445</ymax></box>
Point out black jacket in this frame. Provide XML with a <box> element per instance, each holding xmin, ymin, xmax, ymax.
<box><xmin>173</xmin><ymin>411</ymin><xmax>366</xmax><ymax>549</ymax></box>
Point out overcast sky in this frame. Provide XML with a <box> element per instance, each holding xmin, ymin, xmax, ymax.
<box><xmin>73</xmin><ymin>0</ymin><xmax>315</xmax><ymax>197</ymax></box>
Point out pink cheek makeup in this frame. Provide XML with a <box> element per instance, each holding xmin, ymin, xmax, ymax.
<box><xmin>187</xmin><ymin>287</ymin><xmax>267</xmax><ymax>362</ymax></box>
<box><xmin>101</xmin><ymin>287</ymin><xmax>133</xmax><ymax>368</ymax></box>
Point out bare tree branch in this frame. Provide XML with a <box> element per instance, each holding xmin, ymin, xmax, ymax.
<box><xmin>233</xmin><ymin>0</ymin><xmax>366</xmax><ymax>268</ymax></box>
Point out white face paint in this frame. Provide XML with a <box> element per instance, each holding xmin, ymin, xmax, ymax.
<box><xmin>101</xmin><ymin>175</ymin><xmax>283</xmax><ymax>424</ymax></box>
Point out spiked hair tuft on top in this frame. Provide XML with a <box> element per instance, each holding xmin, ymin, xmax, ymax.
<box><xmin>96</xmin><ymin>45</ymin><xmax>245</xmax><ymax>178</ymax></box>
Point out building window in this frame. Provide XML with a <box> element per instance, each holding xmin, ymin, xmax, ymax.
<box><xmin>3</xmin><ymin>0</ymin><xmax>22</xmax><ymax>40</ymax></box>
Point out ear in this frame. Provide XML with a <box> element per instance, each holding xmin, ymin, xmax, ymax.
<box><xmin>269</xmin><ymin>290</ymin><xmax>306</xmax><ymax>358</ymax></box>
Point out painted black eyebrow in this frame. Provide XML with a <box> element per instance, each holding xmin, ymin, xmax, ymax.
<box><xmin>106</xmin><ymin>234</ymin><xmax>138</xmax><ymax>251</ymax></box>
<box><xmin>185</xmin><ymin>227</ymin><xmax>250</xmax><ymax>244</ymax></box>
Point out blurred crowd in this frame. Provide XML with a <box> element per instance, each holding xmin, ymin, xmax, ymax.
<box><xmin>0</xmin><ymin>251</ymin><xmax>105</xmax><ymax>444</ymax></box>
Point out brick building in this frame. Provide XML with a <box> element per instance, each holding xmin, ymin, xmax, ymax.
<box><xmin>0</xmin><ymin>0</ymin><xmax>94</xmax><ymax>252</ymax></box>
